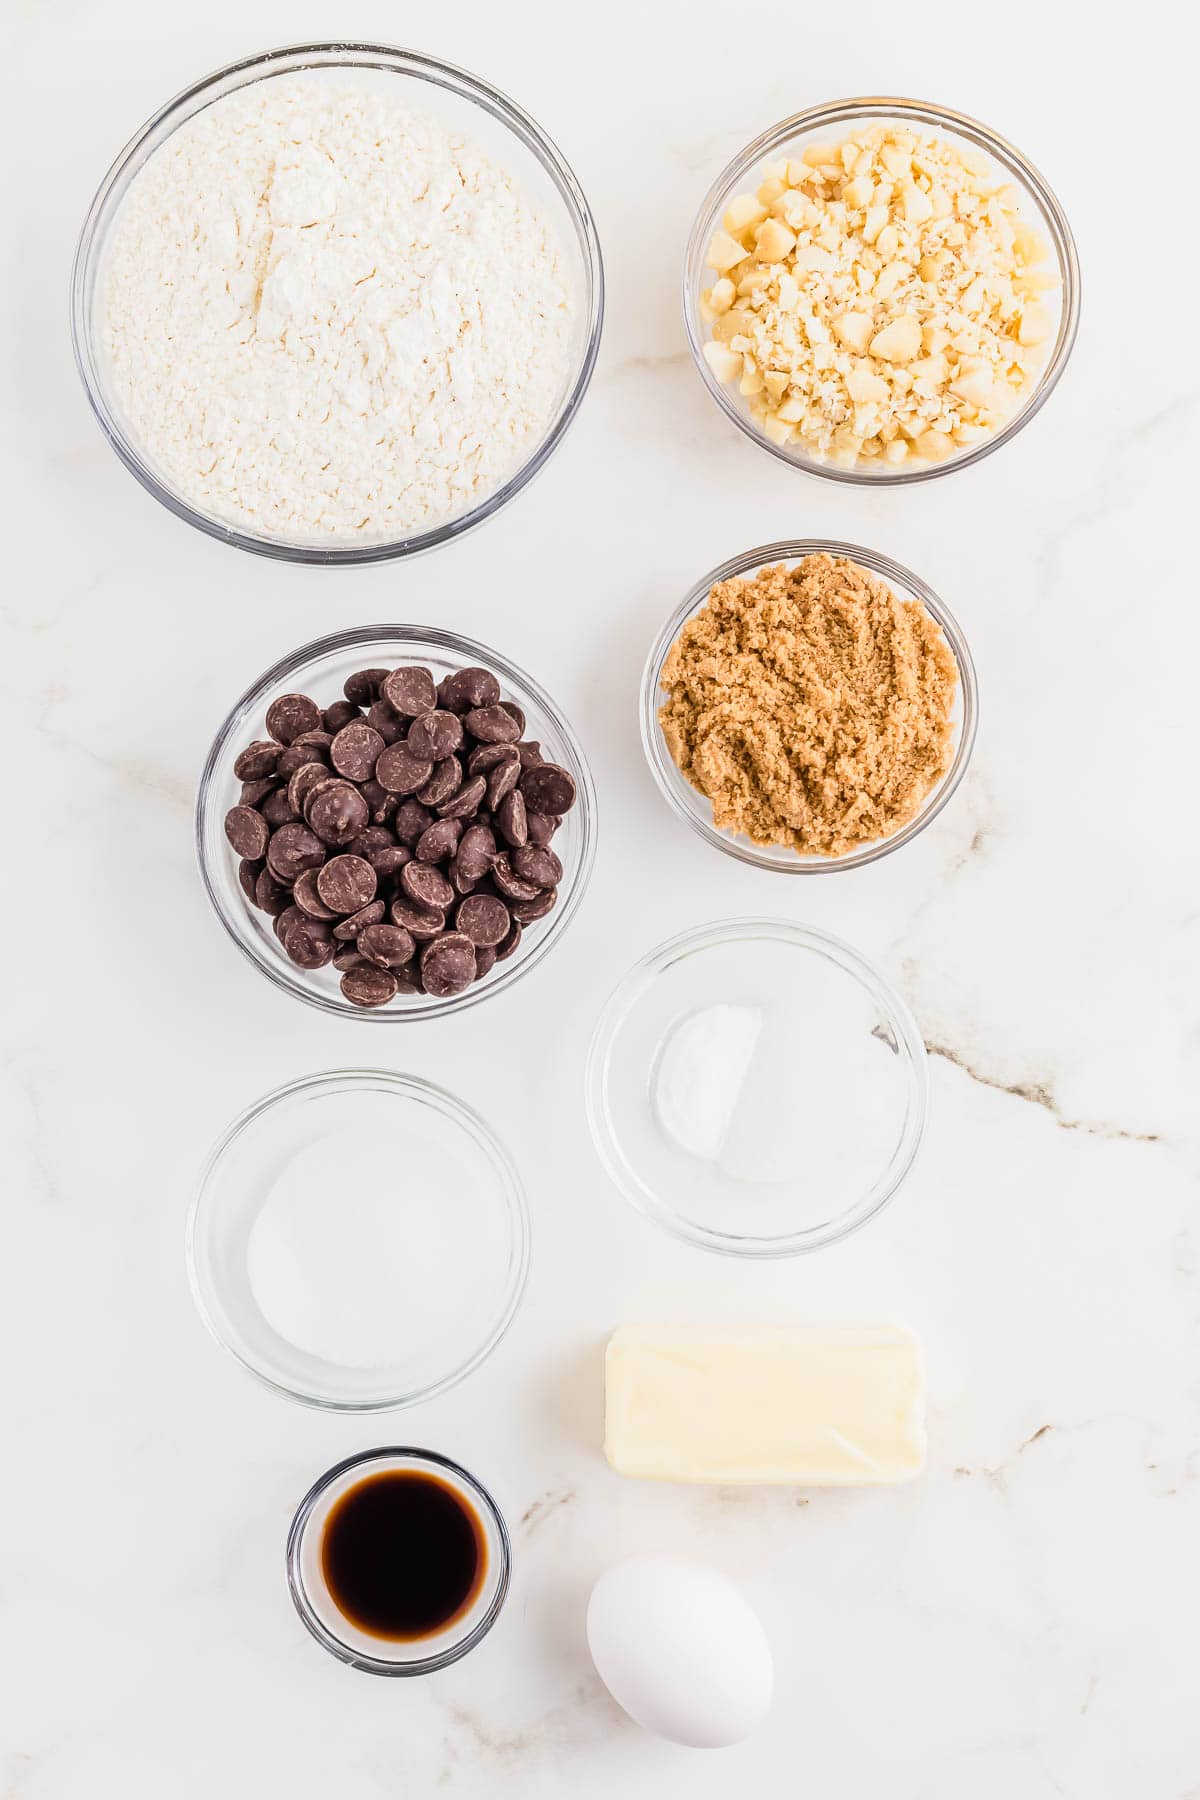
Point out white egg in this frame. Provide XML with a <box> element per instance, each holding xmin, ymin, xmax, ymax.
<box><xmin>586</xmin><ymin>1555</ymin><xmax>773</xmax><ymax>1748</ymax></box>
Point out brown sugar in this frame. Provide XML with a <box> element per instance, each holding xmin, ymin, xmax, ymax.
<box><xmin>659</xmin><ymin>553</ymin><xmax>958</xmax><ymax>857</ymax></box>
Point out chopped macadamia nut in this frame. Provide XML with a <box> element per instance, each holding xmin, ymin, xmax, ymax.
<box><xmin>697</xmin><ymin>122</ymin><xmax>1058</xmax><ymax>468</ymax></box>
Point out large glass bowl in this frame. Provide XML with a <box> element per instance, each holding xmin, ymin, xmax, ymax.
<box><xmin>684</xmin><ymin>97</ymin><xmax>1080</xmax><ymax>484</ymax></box>
<box><xmin>641</xmin><ymin>538</ymin><xmax>978</xmax><ymax>873</ymax></box>
<box><xmin>196</xmin><ymin>624</ymin><xmax>596</xmax><ymax>1019</ymax></box>
<box><xmin>71</xmin><ymin>42</ymin><xmax>604</xmax><ymax>563</ymax></box>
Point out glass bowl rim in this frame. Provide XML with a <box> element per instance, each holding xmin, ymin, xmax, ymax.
<box><xmin>584</xmin><ymin>916</ymin><xmax>929</xmax><ymax>1258</ymax></box>
<box><xmin>682</xmin><ymin>93</ymin><xmax>1081</xmax><ymax>486</ymax></box>
<box><xmin>286</xmin><ymin>1446</ymin><xmax>512</xmax><ymax>1675</ymax></box>
<box><xmin>69</xmin><ymin>39</ymin><xmax>605</xmax><ymax>565</ymax></box>
<box><xmin>640</xmin><ymin>537</ymin><xmax>979</xmax><ymax>873</ymax></box>
<box><xmin>195</xmin><ymin>621</ymin><xmax>598</xmax><ymax>1020</ymax></box>
<box><xmin>186</xmin><ymin>1067</ymin><xmax>532</xmax><ymax>1410</ymax></box>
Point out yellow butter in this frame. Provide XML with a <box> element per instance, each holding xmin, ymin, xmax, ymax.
<box><xmin>604</xmin><ymin>1325</ymin><xmax>926</xmax><ymax>1486</ymax></box>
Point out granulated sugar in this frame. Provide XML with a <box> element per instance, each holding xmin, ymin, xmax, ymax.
<box><xmin>102</xmin><ymin>75</ymin><xmax>574</xmax><ymax>543</ymax></box>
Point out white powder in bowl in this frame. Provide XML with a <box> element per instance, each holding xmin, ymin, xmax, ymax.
<box><xmin>101</xmin><ymin>74</ymin><xmax>575</xmax><ymax>544</ymax></box>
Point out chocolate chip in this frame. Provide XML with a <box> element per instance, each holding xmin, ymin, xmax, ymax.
<box><xmin>293</xmin><ymin>868</ymin><xmax>341</xmax><ymax>920</ymax></box>
<box><xmin>341</xmin><ymin>962</ymin><xmax>398</xmax><ymax>1008</ymax></box>
<box><xmin>447</xmin><ymin>856</ymin><xmax>477</xmax><ymax>897</ymax></box>
<box><xmin>322</xmin><ymin>699</ymin><xmax>361</xmax><ymax>735</ymax></box>
<box><xmin>316</xmin><ymin>854</ymin><xmax>377</xmax><ymax>915</ymax></box>
<box><xmin>239</xmin><ymin>776</ymin><xmax>278</xmax><ymax>809</ymax></box>
<box><xmin>344</xmin><ymin>668</ymin><xmax>391</xmax><ymax>706</ymax></box>
<box><xmin>436</xmin><ymin>774</ymin><xmax>487</xmax><ymax>819</ymax></box>
<box><xmin>512</xmin><ymin>845</ymin><xmax>563</xmax><ymax>889</ymax></box>
<box><xmin>234</xmin><ymin>741</ymin><xmax>281</xmax><ymax>781</ymax></box>
<box><xmin>224</xmin><ymin>805</ymin><xmax>269</xmax><ymax>860</ymax></box>
<box><xmin>376</xmin><ymin>741</ymin><xmax>434</xmax><ymax>795</ymax></box>
<box><xmin>307</xmin><ymin>781</ymin><xmax>369</xmax><ymax>847</ymax></box>
<box><xmin>455</xmin><ymin>894</ymin><xmax>511</xmax><ymax>947</ymax></box>
<box><xmin>390</xmin><ymin>896</ymin><xmax>445</xmax><ymax>940</ymax></box>
<box><xmin>330</xmin><ymin>720</ymin><xmax>384</xmax><ymax>781</ymax></box>
<box><xmin>393</xmin><ymin>798</ymin><xmax>434</xmax><ymax>845</ymax></box>
<box><xmin>464</xmin><ymin>704</ymin><xmax>521</xmax><ymax>744</ymax></box>
<box><xmin>474</xmin><ymin>946</ymin><xmax>498</xmax><ymax>980</ymax></box>
<box><xmin>371</xmin><ymin>845</ymin><xmax>412</xmax><ymax>879</ymax></box>
<box><xmin>495</xmin><ymin>788</ymin><xmax>527</xmax><ymax>848</ymax></box>
<box><xmin>358</xmin><ymin>923</ymin><xmax>416</xmax><ymax>969</ymax></box>
<box><xmin>266</xmin><ymin>693</ymin><xmax>322</xmax><ymax>745</ymax></box>
<box><xmin>238</xmin><ymin>858</ymin><xmax>259</xmax><ymax>903</ymax></box>
<box><xmin>440</xmin><ymin>667</ymin><xmax>500</xmax><ymax>713</ymax></box>
<box><xmin>517</xmin><ymin>741</ymin><xmax>543</xmax><ymax>768</ymax></box>
<box><xmin>333</xmin><ymin>899</ymin><xmax>386</xmax><ymax>941</ymax></box>
<box><xmin>416</xmin><ymin>818</ymin><xmax>462</xmax><ymax>863</ymax></box>
<box><xmin>520</xmin><ymin>763</ymin><xmax>577</xmax><ymax>815</ymax></box>
<box><xmin>402</xmin><ymin>860</ymin><xmax>454</xmax><ymax>911</ymax></box>
<box><xmin>288</xmin><ymin>760</ymin><xmax>333</xmax><ymax>815</ymax></box>
<box><xmin>420</xmin><ymin>931</ymin><xmax>477</xmax><ymax>997</ymax></box>
<box><xmin>254</xmin><ymin>868</ymin><xmax>291</xmax><ymax>916</ymax></box>
<box><xmin>280</xmin><ymin>912</ymin><xmax>335</xmax><ymax>970</ymax></box>
<box><xmin>511</xmin><ymin>888</ymin><xmax>558</xmax><ymax>923</ymax></box>
<box><xmin>292</xmin><ymin>730</ymin><xmax>333</xmax><ymax>752</ymax></box>
<box><xmin>260</xmin><ymin>787</ymin><xmax>301</xmax><ymax>827</ymax></box>
<box><xmin>407</xmin><ymin>710</ymin><xmax>463</xmax><ymax>762</ymax></box>
<box><xmin>491</xmin><ymin>853</ymin><xmax>542</xmax><ymax>902</ymax></box>
<box><xmin>277</xmin><ymin>740</ymin><xmax>327</xmax><ymax>778</ymax></box>
<box><xmin>500</xmin><ymin>700</ymin><xmax>525</xmax><ymax>735</ymax></box>
<box><xmin>525</xmin><ymin>811</ymin><xmax>560</xmax><ymax>847</ymax></box>
<box><xmin>266</xmin><ymin>822</ymin><xmax>326</xmax><ymax>882</ymax></box>
<box><xmin>486</xmin><ymin>754</ymin><xmax>521</xmax><ymax>810</ymax></box>
<box><xmin>457</xmin><ymin>824</ymin><xmax>497</xmax><ymax>882</ymax></box>
<box><xmin>333</xmin><ymin>941</ymin><xmax>368</xmax><ymax>972</ymax></box>
<box><xmin>365</xmin><ymin>699</ymin><xmax>405</xmax><ymax>745</ymax></box>
<box><xmin>495</xmin><ymin>917</ymin><xmax>523</xmax><ymax>962</ymax></box>
<box><xmin>416</xmin><ymin>755</ymin><xmax>462</xmax><ymax>807</ymax></box>
<box><xmin>382</xmin><ymin>666</ymin><xmax>437</xmax><ymax>717</ymax></box>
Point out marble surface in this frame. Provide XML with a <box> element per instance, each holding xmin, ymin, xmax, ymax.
<box><xmin>2</xmin><ymin>2</ymin><xmax>1196</xmax><ymax>1794</ymax></box>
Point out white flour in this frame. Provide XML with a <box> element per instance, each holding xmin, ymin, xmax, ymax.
<box><xmin>102</xmin><ymin>75</ymin><xmax>574</xmax><ymax>543</ymax></box>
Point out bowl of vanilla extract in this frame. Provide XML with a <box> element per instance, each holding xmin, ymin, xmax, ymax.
<box><xmin>287</xmin><ymin>1447</ymin><xmax>511</xmax><ymax>1675</ymax></box>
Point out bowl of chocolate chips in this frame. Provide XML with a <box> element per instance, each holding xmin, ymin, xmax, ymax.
<box><xmin>197</xmin><ymin>626</ymin><xmax>596</xmax><ymax>1017</ymax></box>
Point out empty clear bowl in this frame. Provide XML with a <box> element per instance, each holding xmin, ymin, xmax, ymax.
<box><xmin>641</xmin><ymin>539</ymin><xmax>977</xmax><ymax>873</ymax></box>
<box><xmin>585</xmin><ymin>919</ymin><xmax>928</xmax><ymax>1257</ymax></box>
<box><xmin>187</xmin><ymin>1069</ymin><xmax>530</xmax><ymax>1409</ymax></box>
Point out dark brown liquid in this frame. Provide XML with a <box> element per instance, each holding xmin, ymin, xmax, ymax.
<box><xmin>320</xmin><ymin>1470</ymin><xmax>486</xmax><ymax>1641</ymax></box>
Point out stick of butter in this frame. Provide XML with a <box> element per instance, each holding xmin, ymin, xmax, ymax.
<box><xmin>604</xmin><ymin>1325</ymin><xmax>926</xmax><ymax>1486</ymax></box>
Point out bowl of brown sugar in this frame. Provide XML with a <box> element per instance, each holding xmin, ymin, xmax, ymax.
<box><xmin>641</xmin><ymin>540</ymin><xmax>977</xmax><ymax>873</ymax></box>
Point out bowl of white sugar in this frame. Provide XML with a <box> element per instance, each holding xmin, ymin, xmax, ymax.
<box><xmin>71</xmin><ymin>43</ymin><xmax>603</xmax><ymax>561</ymax></box>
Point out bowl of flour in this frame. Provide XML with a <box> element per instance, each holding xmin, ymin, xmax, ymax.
<box><xmin>72</xmin><ymin>44</ymin><xmax>603</xmax><ymax>561</ymax></box>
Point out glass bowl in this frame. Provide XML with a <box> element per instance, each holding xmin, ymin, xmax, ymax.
<box><xmin>641</xmin><ymin>538</ymin><xmax>977</xmax><ymax>873</ymax></box>
<box><xmin>684</xmin><ymin>97</ymin><xmax>1080</xmax><ymax>484</ymax></box>
<box><xmin>196</xmin><ymin>624</ymin><xmax>596</xmax><ymax>1019</ymax></box>
<box><xmin>287</xmin><ymin>1448</ymin><xmax>511</xmax><ymax>1675</ymax></box>
<box><xmin>585</xmin><ymin>919</ymin><xmax>928</xmax><ymax>1257</ymax></box>
<box><xmin>70</xmin><ymin>41</ymin><xmax>604</xmax><ymax>563</ymax></box>
<box><xmin>187</xmin><ymin>1069</ymin><xmax>530</xmax><ymax>1410</ymax></box>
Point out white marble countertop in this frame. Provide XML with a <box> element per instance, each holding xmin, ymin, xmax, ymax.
<box><xmin>3</xmin><ymin>2</ymin><xmax>1195</xmax><ymax>1793</ymax></box>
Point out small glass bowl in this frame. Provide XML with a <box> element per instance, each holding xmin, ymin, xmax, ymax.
<box><xmin>287</xmin><ymin>1448</ymin><xmax>511</xmax><ymax>1675</ymax></box>
<box><xmin>196</xmin><ymin>624</ymin><xmax>596</xmax><ymax>1019</ymax></box>
<box><xmin>641</xmin><ymin>538</ymin><xmax>977</xmax><ymax>874</ymax></box>
<box><xmin>187</xmin><ymin>1069</ymin><xmax>530</xmax><ymax>1410</ymax></box>
<box><xmin>684</xmin><ymin>97</ymin><xmax>1080</xmax><ymax>484</ymax></box>
<box><xmin>585</xmin><ymin>919</ymin><xmax>928</xmax><ymax>1257</ymax></box>
<box><xmin>70</xmin><ymin>42</ymin><xmax>604</xmax><ymax>563</ymax></box>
